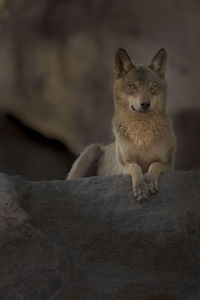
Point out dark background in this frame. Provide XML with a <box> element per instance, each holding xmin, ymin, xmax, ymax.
<box><xmin>0</xmin><ymin>0</ymin><xmax>199</xmax><ymax>180</ymax></box>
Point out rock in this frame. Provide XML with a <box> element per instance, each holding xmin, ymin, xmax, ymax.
<box><xmin>0</xmin><ymin>171</ymin><xmax>200</xmax><ymax>299</ymax></box>
<box><xmin>0</xmin><ymin>0</ymin><xmax>200</xmax><ymax>157</ymax></box>
<box><xmin>0</xmin><ymin>115</ymin><xmax>75</xmax><ymax>180</ymax></box>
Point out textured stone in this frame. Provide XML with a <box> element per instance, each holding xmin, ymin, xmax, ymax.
<box><xmin>0</xmin><ymin>115</ymin><xmax>75</xmax><ymax>181</ymax></box>
<box><xmin>0</xmin><ymin>171</ymin><xmax>200</xmax><ymax>299</ymax></box>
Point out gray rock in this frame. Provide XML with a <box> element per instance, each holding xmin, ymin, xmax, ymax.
<box><xmin>0</xmin><ymin>171</ymin><xmax>200</xmax><ymax>299</ymax></box>
<box><xmin>0</xmin><ymin>115</ymin><xmax>75</xmax><ymax>181</ymax></box>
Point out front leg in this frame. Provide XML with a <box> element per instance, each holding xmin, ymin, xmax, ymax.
<box><xmin>124</xmin><ymin>163</ymin><xmax>148</xmax><ymax>203</ymax></box>
<box><xmin>146</xmin><ymin>161</ymin><xmax>172</xmax><ymax>194</ymax></box>
<box><xmin>146</xmin><ymin>146</ymin><xmax>175</xmax><ymax>194</ymax></box>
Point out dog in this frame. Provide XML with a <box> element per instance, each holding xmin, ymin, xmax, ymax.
<box><xmin>67</xmin><ymin>48</ymin><xmax>177</xmax><ymax>202</ymax></box>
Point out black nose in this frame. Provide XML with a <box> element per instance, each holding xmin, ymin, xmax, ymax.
<box><xmin>141</xmin><ymin>101</ymin><xmax>150</xmax><ymax>110</ymax></box>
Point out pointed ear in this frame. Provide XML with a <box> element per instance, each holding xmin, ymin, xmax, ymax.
<box><xmin>149</xmin><ymin>48</ymin><xmax>167</xmax><ymax>77</ymax></box>
<box><xmin>114</xmin><ymin>48</ymin><xmax>134</xmax><ymax>77</ymax></box>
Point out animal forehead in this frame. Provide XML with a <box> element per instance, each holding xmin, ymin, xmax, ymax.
<box><xmin>128</xmin><ymin>66</ymin><xmax>158</xmax><ymax>82</ymax></box>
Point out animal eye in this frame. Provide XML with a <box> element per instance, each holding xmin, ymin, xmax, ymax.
<box><xmin>150</xmin><ymin>82</ymin><xmax>159</xmax><ymax>90</ymax></box>
<box><xmin>128</xmin><ymin>82</ymin><xmax>137</xmax><ymax>89</ymax></box>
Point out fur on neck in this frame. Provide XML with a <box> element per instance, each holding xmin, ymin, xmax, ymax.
<box><xmin>113</xmin><ymin>105</ymin><xmax>171</xmax><ymax>148</ymax></box>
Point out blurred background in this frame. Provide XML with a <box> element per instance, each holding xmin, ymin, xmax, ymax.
<box><xmin>0</xmin><ymin>0</ymin><xmax>199</xmax><ymax>180</ymax></box>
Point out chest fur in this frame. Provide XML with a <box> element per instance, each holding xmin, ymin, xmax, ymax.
<box><xmin>119</xmin><ymin>137</ymin><xmax>168</xmax><ymax>166</ymax></box>
<box><xmin>114</xmin><ymin>113</ymin><xmax>172</xmax><ymax>170</ymax></box>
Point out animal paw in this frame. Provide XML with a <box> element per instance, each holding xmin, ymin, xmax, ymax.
<box><xmin>133</xmin><ymin>180</ymin><xmax>149</xmax><ymax>203</ymax></box>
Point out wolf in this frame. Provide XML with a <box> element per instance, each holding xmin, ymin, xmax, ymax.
<box><xmin>67</xmin><ymin>48</ymin><xmax>177</xmax><ymax>202</ymax></box>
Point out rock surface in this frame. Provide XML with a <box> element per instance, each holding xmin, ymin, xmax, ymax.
<box><xmin>0</xmin><ymin>115</ymin><xmax>75</xmax><ymax>181</ymax></box>
<box><xmin>0</xmin><ymin>171</ymin><xmax>200</xmax><ymax>299</ymax></box>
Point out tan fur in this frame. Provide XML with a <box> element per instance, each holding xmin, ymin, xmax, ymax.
<box><xmin>67</xmin><ymin>48</ymin><xmax>177</xmax><ymax>202</ymax></box>
<box><xmin>67</xmin><ymin>144</ymin><xmax>103</xmax><ymax>179</ymax></box>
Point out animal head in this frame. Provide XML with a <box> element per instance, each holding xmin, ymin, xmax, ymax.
<box><xmin>113</xmin><ymin>48</ymin><xmax>168</xmax><ymax>114</ymax></box>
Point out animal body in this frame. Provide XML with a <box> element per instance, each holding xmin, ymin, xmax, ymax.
<box><xmin>67</xmin><ymin>48</ymin><xmax>177</xmax><ymax>202</ymax></box>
